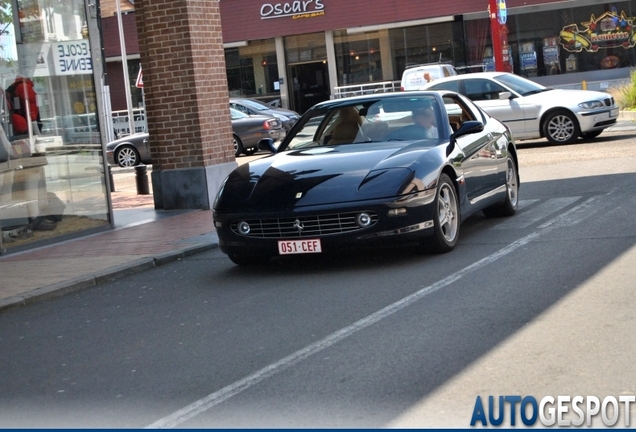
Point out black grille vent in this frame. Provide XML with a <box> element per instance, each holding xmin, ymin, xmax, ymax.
<box><xmin>231</xmin><ymin>212</ymin><xmax>379</xmax><ymax>238</ymax></box>
<box><xmin>604</xmin><ymin>97</ymin><xmax>614</xmax><ymax>107</ymax></box>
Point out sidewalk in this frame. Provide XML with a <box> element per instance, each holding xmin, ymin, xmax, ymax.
<box><xmin>0</xmin><ymin>174</ymin><xmax>219</xmax><ymax>313</ymax></box>
<box><xmin>1</xmin><ymin>114</ymin><xmax>635</xmax><ymax>314</ymax></box>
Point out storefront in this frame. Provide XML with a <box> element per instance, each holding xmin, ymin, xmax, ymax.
<box><xmin>0</xmin><ymin>0</ymin><xmax>110</xmax><ymax>252</ymax></box>
<box><xmin>220</xmin><ymin>0</ymin><xmax>636</xmax><ymax>112</ymax></box>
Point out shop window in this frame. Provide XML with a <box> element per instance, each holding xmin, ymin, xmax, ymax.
<box><xmin>225</xmin><ymin>39</ymin><xmax>279</xmax><ymax>102</ymax></box>
<box><xmin>1</xmin><ymin>0</ymin><xmax>109</xmax><ymax>251</ymax></box>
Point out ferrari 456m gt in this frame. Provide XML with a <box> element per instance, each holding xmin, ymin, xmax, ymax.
<box><xmin>213</xmin><ymin>91</ymin><xmax>519</xmax><ymax>265</ymax></box>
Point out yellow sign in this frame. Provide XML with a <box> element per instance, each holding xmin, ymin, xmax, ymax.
<box><xmin>560</xmin><ymin>10</ymin><xmax>636</xmax><ymax>52</ymax></box>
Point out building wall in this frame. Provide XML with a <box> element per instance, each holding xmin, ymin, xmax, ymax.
<box><xmin>102</xmin><ymin>14</ymin><xmax>140</xmax><ymax>57</ymax></box>
<box><xmin>99</xmin><ymin>0</ymin><xmax>135</xmax><ymax>18</ymax></box>
<box><xmin>218</xmin><ymin>0</ymin><xmax>559</xmax><ymax>43</ymax></box>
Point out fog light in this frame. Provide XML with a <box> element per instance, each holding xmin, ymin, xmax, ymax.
<box><xmin>356</xmin><ymin>213</ymin><xmax>372</xmax><ymax>227</ymax></box>
<box><xmin>237</xmin><ymin>221</ymin><xmax>251</xmax><ymax>235</ymax></box>
<box><xmin>214</xmin><ymin>221</ymin><xmax>222</xmax><ymax>228</ymax></box>
<box><xmin>388</xmin><ymin>208</ymin><xmax>407</xmax><ymax>217</ymax></box>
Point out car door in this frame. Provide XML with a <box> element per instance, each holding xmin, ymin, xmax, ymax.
<box><xmin>462</xmin><ymin>78</ymin><xmax>529</xmax><ymax>138</ymax></box>
<box><xmin>443</xmin><ymin>94</ymin><xmax>501</xmax><ymax>201</ymax></box>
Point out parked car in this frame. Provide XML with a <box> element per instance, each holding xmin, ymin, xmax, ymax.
<box><xmin>230</xmin><ymin>107</ymin><xmax>285</xmax><ymax>157</ymax></box>
<box><xmin>213</xmin><ymin>90</ymin><xmax>519</xmax><ymax>265</ymax></box>
<box><xmin>400</xmin><ymin>63</ymin><xmax>459</xmax><ymax>91</ymax></box>
<box><xmin>106</xmin><ymin>108</ymin><xmax>285</xmax><ymax>166</ymax></box>
<box><xmin>419</xmin><ymin>72</ymin><xmax>619</xmax><ymax>144</ymax></box>
<box><xmin>106</xmin><ymin>132</ymin><xmax>149</xmax><ymax>167</ymax></box>
<box><xmin>230</xmin><ymin>97</ymin><xmax>300</xmax><ymax>130</ymax></box>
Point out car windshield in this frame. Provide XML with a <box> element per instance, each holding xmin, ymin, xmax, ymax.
<box><xmin>234</xmin><ymin>99</ymin><xmax>270</xmax><ymax>111</ymax></box>
<box><xmin>493</xmin><ymin>73</ymin><xmax>551</xmax><ymax>96</ymax></box>
<box><xmin>280</xmin><ymin>95</ymin><xmax>446</xmax><ymax>151</ymax></box>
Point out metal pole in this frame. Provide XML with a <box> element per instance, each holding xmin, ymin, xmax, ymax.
<box><xmin>116</xmin><ymin>0</ymin><xmax>135</xmax><ymax>136</ymax></box>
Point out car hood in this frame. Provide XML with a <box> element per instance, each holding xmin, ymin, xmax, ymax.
<box><xmin>523</xmin><ymin>89</ymin><xmax>612</xmax><ymax>105</ymax></box>
<box><xmin>216</xmin><ymin>143</ymin><xmax>441</xmax><ymax>211</ymax></box>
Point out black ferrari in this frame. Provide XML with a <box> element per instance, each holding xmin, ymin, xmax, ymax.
<box><xmin>213</xmin><ymin>91</ymin><xmax>519</xmax><ymax>265</ymax></box>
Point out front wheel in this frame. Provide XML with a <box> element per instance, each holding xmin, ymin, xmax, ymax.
<box><xmin>421</xmin><ymin>174</ymin><xmax>459</xmax><ymax>253</ymax></box>
<box><xmin>483</xmin><ymin>156</ymin><xmax>519</xmax><ymax>218</ymax></box>
<box><xmin>115</xmin><ymin>145</ymin><xmax>140</xmax><ymax>167</ymax></box>
<box><xmin>543</xmin><ymin>109</ymin><xmax>580</xmax><ymax>145</ymax></box>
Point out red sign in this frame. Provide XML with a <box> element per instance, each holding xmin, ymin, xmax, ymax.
<box><xmin>135</xmin><ymin>69</ymin><xmax>143</xmax><ymax>88</ymax></box>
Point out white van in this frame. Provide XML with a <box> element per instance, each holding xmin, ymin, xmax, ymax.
<box><xmin>400</xmin><ymin>63</ymin><xmax>458</xmax><ymax>91</ymax></box>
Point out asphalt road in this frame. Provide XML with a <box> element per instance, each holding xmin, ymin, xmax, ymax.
<box><xmin>1</xmin><ymin>130</ymin><xmax>636</xmax><ymax>428</ymax></box>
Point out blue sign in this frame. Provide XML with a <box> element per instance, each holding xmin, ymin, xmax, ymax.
<box><xmin>497</xmin><ymin>0</ymin><xmax>507</xmax><ymax>25</ymax></box>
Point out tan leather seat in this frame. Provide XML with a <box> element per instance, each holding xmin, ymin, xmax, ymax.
<box><xmin>329</xmin><ymin>121</ymin><xmax>360</xmax><ymax>144</ymax></box>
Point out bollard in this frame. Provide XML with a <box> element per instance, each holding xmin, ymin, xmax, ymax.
<box><xmin>108</xmin><ymin>165</ymin><xmax>115</xmax><ymax>192</ymax></box>
<box><xmin>134</xmin><ymin>165</ymin><xmax>150</xmax><ymax>195</ymax></box>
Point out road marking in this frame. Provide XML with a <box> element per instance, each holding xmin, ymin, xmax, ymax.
<box><xmin>146</xmin><ymin>196</ymin><xmax>600</xmax><ymax>429</ymax></box>
<box><xmin>495</xmin><ymin>197</ymin><xmax>581</xmax><ymax>229</ymax></box>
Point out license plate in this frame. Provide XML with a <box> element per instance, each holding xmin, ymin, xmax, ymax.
<box><xmin>610</xmin><ymin>108</ymin><xmax>618</xmax><ymax>117</ymax></box>
<box><xmin>278</xmin><ymin>239</ymin><xmax>322</xmax><ymax>255</ymax></box>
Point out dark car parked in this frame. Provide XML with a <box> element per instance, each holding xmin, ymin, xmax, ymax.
<box><xmin>229</xmin><ymin>108</ymin><xmax>285</xmax><ymax>157</ymax></box>
<box><xmin>214</xmin><ymin>91</ymin><xmax>520</xmax><ymax>265</ymax></box>
<box><xmin>230</xmin><ymin>97</ymin><xmax>300</xmax><ymax>130</ymax></box>
<box><xmin>106</xmin><ymin>108</ymin><xmax>285</xmax><ymax>166</ymax></box>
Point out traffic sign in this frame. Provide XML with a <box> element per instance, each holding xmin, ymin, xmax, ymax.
<box><xmin>135</xmin><ymin>68</ymin><xmax>143</xmax><ymax>88</ymax></box>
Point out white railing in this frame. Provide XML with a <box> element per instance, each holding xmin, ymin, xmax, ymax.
<box><xmin>333</xmin><ymin>81</ymin><xmax>401</xmax><ymax>99</ymax></box>
<box><xmin>111</xmin><ymin>108</ymin><xmax>147</xmax><ymax>137</ymax></box>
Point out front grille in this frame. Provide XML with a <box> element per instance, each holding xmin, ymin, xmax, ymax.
<box><xmin>604</xmin><ymin>97</ymin><xmax>614</xmax><ymax>107</ymax></box>
<box><xmin>230</xmin><ymin>211</ymin><xmax>379</xmax><ymax>238</ymax></box>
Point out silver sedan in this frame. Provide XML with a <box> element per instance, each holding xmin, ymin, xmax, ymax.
<box><xmin>421</xmin><ymin>72</ymin><xmax>618</xmax><ymax>144</ymax></box>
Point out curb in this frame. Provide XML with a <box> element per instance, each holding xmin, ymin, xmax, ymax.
<box><xmin>0</xmin><ymin>241</ymin><xmax>218</xmax><ymax>314</ymax></box>
<box><xmin>618</xmin><ymin>110</ymin><xmax>636</xmax><ymax>122</ymax></box>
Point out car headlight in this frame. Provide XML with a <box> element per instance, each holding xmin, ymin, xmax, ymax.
<box><xmin>578</xmin><ymin>100</ymin><xmax>604</xmax><ymax>109</ymax></box>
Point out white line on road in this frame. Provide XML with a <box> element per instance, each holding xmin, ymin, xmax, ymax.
<box><xmin>495</xmin><ymin>197</ymin><xmax>580</xmax><ymax>229</ymax></box>
<box><xmin>146</xmin><ymin>196</ymin><xmax>601</xmax><ymax>429</ymax></box>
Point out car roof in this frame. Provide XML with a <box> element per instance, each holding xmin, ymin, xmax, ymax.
<box><xmin>405</xmin><ymin>62</ymin><xmax>456</xmax><ymax>70</ymax></box>
<box><xmin>310</xmin><ymin>90</ymin><xmax>450</xmax><ymax>109</ymax></box>
<box><xmin>427</xmin><ymin>71</ymin><xmax>510</xmax><ymax>81</ymax></box>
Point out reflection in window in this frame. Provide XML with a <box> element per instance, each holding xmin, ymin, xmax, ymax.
<box><xmin>0</xmin><ymin>0</ymin><xmax>109</xmax><ymax>251</ymax></box>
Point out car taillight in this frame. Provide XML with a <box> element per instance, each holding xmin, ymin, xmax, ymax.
<box><xmin>263</xmin><ymin>120</ymin><xmax>273</xmax><ymax>130</ymax></box>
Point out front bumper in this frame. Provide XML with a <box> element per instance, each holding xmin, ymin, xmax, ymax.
<box><xmin>578</xmin><ymin>106</ymin><xmax>619</xmax><ymax>132</ymax></box>
<box><xmin>214</xmin><ymin>193</ymin><xmax>438</xmax><ymax>258</ymax></box>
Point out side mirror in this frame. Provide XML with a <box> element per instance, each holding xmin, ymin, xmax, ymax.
<box><xmin>447</xmin><ymin>121</ymin><xmax>485</xmax><ymax>156</ymax></box>
<box><xmin>498</xmin><ymin>91</ymin><xmax>512</xmax><ymax>100</ymax></box>
<box><xmin>258</xmin><ymin>138</ymin><xmax>277</xmax><ymax>154</ymax></box>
